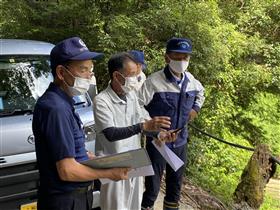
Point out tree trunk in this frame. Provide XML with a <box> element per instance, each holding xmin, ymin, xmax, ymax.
<box><xmin>233</xmin><ymin>144</ymin><xmax>277</xmax><ymax>210</ymax></box>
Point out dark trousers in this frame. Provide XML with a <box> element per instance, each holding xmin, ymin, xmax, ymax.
<box><xmin>37</xmin><ymin>188</ymin><xmax>93</xmax><ymax>210</ymax></box>
<box><xmin>141</xmin><ymin>143</ymin><xmax>187</xmax><ymax>208</ymax></box>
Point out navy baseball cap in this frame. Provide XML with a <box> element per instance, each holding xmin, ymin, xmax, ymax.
<box><xmin>166</xmin><ymin>37</ymin><xmax>192</xmax><ymax>54</ymax></box>
<box><xmin>50</xmin><ymin>37</ymin><xmax>103</xmax><ymax>72</ymax></box>
<box><xmin>128</xmin><ymin>50</ymin><xmax>147</xmax><ymax>70</ymax></box>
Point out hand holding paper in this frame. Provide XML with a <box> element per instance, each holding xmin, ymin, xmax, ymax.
<box><xmin>100</xmin><ymin>165</ymin><xmax>154</xmax><ymax>184</ymax></box>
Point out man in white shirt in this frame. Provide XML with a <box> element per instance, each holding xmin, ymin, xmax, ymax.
<box><xmin>94</xmin><ymin>52</ymin><xmax>175</xmax><ymax>210</ymax></box>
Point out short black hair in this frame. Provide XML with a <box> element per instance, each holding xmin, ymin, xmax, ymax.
<box><xmin>51</xmin><ymin>60</ymin><xmax>72</xmax><ymax>78</ymax></box>
<box><xmin>108</xmin><ymin>52</ymin><xmax>137</xmax><ymax>79</ymax></box>
<box><xmin>51</xmin><ymin>60</ymin><xmax>73</xmax><ymax>78</ymax></box>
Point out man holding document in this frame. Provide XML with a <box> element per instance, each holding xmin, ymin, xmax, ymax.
<box><xmin>94</xmin><ymin>52</ymin><xmax>177</xmax><ymax>210</ymax></box>
<box><xmin>139</xmin><ymin>38</ymin><xmax>205</xmax><ymax>210</ymax></box>
<box><xmin>33</xmin><ymin>37</ymin><xmax>130</xmax><ymax>210</ymax></box>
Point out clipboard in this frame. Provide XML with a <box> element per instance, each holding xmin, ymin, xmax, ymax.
<box><xmin>82</xmin><ymin>148</ymin><xmax>151</xmax><ymax>169</ymax></box>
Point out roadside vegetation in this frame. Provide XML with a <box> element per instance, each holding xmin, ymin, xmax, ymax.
<box><xmin>1</xmin><ymin>0</ymin><xmax>279</xmax><ymax>209</ymax></box>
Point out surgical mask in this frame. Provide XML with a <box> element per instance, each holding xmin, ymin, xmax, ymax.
<box><xmin>167</xmin><ymin>56</ymin><xmax>189</xmax><ymax>73</ymax></box>
<box><xmin>134</xmin><ymin>71</ymin><xmax>146</xmax><ymax>91</ymax></box>
<box><xmin>117</xmin><ymin>72</ymin><xmax>138</xmax><ymax>94</ymax></box>
<box><xmin>64</xmin><ymin>67</ymin><xmax>91</xmax><ymax>95</ymax></box>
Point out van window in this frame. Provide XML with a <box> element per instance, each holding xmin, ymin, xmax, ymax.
<box><xmin>0</xmin><ymin>56</ymin><xmax>52</xmax><ymax>116</ymax></box>
<box><xmin>0</xmin><ymin>56</ymin><xmax>91</xmax><ymax>117</ymax></box>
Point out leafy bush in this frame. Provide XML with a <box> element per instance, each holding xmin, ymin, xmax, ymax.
<box><xmin>1</xmin><ymin>0</ymin><xmax>279</xmax><ymax>207</ymax></box>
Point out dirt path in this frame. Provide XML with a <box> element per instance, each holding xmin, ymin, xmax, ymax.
<box><xmin>154</xmin><ymin>190</ymin><xmax>194</xmax><ymax>210</ymax></box>
<box><xmin>153</xmin><ymin>178</ymin><xmax>279</xmax><ymax>210</ymax></box>
<box><xmin>266</xmin><ymin>178</ymin><xmax>280</xmax><ymax>200</ymax></box>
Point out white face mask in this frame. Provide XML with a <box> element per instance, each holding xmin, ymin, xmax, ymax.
<box><xmin>167</xmin><ymin>55</ymin><xmax>189</xmax><ymax>73</ymax></box>
<box><xmin>117</xmin><ymin>72</ymin><xmax>138</xmax><ymax>94</ymax></box>
<box><xmin>134</xmin><ymin>71</ymin><xmax>146</xmax><ymax>91</ymax></box>
<box><xmin>64</xmin><ymin>68</ymin><xmax>91</xmax><ymax>96</ymax></box>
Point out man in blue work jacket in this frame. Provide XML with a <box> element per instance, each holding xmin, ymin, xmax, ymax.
<box><xmin>32</xmin><ymin>37</ymin><xmax>130</xmax><ymax>210</ymax></box>
<box><xmin>139</xmin><ymin>38</ymin><xmax>205</xmax><ymax>210</ymax></box>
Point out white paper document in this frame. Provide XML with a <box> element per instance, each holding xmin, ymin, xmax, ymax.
<box><xmin>99</xmin><ymin>165</ymin><xmax>154</xmax><ymax>184</ymax></box>
<box><xmin>152</xmin><ymin>140</ymin><xmax>184</xmax><ymax>172</ymax></box>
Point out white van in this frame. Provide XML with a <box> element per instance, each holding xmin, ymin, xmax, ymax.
<box><xmin>0</xmin><ymin>39</ymin><xmax>99</xmax><ymax>210</ymax></box>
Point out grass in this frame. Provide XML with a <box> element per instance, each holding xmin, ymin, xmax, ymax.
<box><xmin>260</xmin><ymin>194</ymin><xmax>280</xmax><ymax>210</ymax></box>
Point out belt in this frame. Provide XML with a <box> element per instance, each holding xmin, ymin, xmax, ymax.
<box><xmin>72</xmin><ymin>184</ymin><xmax>94</xmax><ymax>194</ymax></box>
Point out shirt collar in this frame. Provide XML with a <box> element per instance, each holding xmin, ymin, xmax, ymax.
<box><xmin>47</xmin><ymin>82</ymin><xmax>75</xmax><ymax>106</ymax></box>
<box><xmin>106</xmin><ymin>84</ymin><xmax>127</xmax><ymax>104</ymax></box>
<box><xmin>169</xmin><ymin>69</ymin><xmax>185</xmax><ymax>86</ymax></box>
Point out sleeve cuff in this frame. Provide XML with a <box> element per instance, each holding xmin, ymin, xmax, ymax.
<box><xmin>192</xmin><ymin>105</ymin><xmax>201</xmax><ymax>113</ymax></box>
<box><xmin>136</xmin><ymin>123</ymin><xmax>142</xmax><ymax>134</ymax></box>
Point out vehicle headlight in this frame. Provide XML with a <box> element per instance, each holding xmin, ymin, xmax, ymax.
<box><xmin>84</xmin><ymin>122</ymin><xmax>96</xmax><ymax>142</ymax></box>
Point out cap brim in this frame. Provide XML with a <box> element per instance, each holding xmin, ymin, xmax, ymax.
<box><xmin>70</xmin><ymin>51</ymin><xmax>104</xmax><ymax>60</ymax></box>
<box><xmin>167</xmin><ymin>50</ymin><xmax>192</xmax><ymax>54</ymax></box>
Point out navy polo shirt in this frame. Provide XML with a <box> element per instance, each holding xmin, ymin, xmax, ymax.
<box><xmin>33</xmin><ymin>82</ymin><xmax>91</xmax><ymax>195</ymax></box>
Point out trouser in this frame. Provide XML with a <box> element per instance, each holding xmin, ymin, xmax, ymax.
<box><xmin>37</xmin><ymin>186</ymin><xmax>93</xmax><ymax>210</ymax></box>
<box><xmin>92</xmin><ymin>180</ymin><xmax>101</xmax><ymax>210</ymax></box>
<box><xmin>141</xmin><ymin>143</ymin><xmax>187</xmax><ymax>209</ymax></box>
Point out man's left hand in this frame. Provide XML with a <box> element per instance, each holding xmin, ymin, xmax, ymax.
<box><xmin>188</xmin><ymin>109</ymin><xmax>198</xmax><ymax>121</ymax></box>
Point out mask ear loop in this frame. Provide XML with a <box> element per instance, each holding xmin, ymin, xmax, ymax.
<box><xmin>61</xmin><ymin>66</ymin><xmax>76</xmax><ymax>88</ymax></box>
<box><xmin>63</xmin><ymin>66</ymin><xmax>76</xmax><ymax>78</ymax></box>
<box><xmin>166</xmin><ymin>54</ymin><xmax>172</xmax><ymax>63</ymax></box>
<box><xmin>115</xmin><ymin>71</ymin><xmax>127</xmax><ymax>86</ymax></box>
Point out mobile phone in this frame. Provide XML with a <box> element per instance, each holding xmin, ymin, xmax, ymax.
<box><xmin>171</xmin><ymin>127</ymin><xmax>184</xmax><ymax>133</ymax></box>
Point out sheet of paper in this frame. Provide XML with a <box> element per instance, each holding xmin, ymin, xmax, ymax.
<box><xmin>99</xmin><ymin>165</ymin><xmax>154</xmax><ymax>185</ymax></box>
<box><xmin>152</xmin><ymin>140</ymin><xmax>184</xmax><ymax>172</ymax></box>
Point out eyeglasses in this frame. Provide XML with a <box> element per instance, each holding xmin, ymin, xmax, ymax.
<box><xmin>63</xmin><ymin>65</ymin><xmax>94</xmax><ymax>78</ymax></box>
<box><xmin>167</xmin><ymin>54</ymin><xmax>190</xmax><ymax>61</ymax></box>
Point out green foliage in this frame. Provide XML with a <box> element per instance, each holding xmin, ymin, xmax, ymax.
<box><xmin>241</xmin><ymin>92</ymin><xmax>280</xmax><ymax>153</ymax></box>
<box><xmin>1</xmin><ymin>0</ymin><xmax>279</xmax><ymax>208</ymax></box>
<box><xmin>260</xmin><ymin>194</ymin><xmax>280</xmax><ymax>210</ymax></box>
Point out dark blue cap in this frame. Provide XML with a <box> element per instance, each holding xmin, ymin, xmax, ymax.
<box><xmin>50</xmin><ymin>37</ymin><xmax>103</xmax><ymax>71</ymax></box>
<box><xmin>166</xmin><ymin>37</ymin><xmax>192</xmax><ymax>54</ymax></box>
<box><xmin>128</xmin><ymin>50</ymin><xmax>147</xmax><ymax>70</ymax></box>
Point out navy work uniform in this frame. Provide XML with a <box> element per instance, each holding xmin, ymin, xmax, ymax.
<box><xmin>33</xmin><ymin>83</ymin><xmax>93</xmax><ymax>210</ymax></box>
<box><xmin>139</xmin><ymin>57</ymin><xmax>205</xmax><ymax>209</ymax></box>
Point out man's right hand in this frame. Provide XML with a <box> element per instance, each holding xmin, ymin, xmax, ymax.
<box><xmin>107</xmin><ymin>168</ymin><xmax>131</xmax><ymax>181</ymax></box>
<box><xmin>143</xmin><ymin>116</ymin><xmax>171</xmax><ymax>131</ymax></box>
<box><xmin>154</xmin><ymin>129</ymin><xmax>181</xmax><ymax>146</ymax></box>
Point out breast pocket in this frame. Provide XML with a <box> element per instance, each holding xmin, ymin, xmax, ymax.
<box><xmin>151</xmin><ymin>93</ymin><xmax>177</xmax><ymax>116</ymax></box>
<box><xmin>72</xmin><ymin>116</ymin><xmax>85</xmax><ymax>149</ymax></box>
<box><xmin>164</xmin><ymin>94</ymin><xmax>177</xmax><ymax>108</ymax></box>
<box><xmin>73</xmin><ymin>127</ymin><xmax>85</xmax><ymax>149</ymax></box>
<box><xmin>184</xmin><ymin>92</ymin><xmax>196</xmax><ymax>112</ymax></box>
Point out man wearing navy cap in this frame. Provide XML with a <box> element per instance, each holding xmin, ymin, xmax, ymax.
<box><xmin>33</xmin><ymin>37</ymin><xmax>130</xmax><ymax>210</ymax></box>
<box><xmin>128</xmin><ymin>50</ymin><xmax>147</xmax><ymax>91</ymax></box>
<box><xmin>139</xmin><ymin>38</ymin><xmax>205</xmax><ymax>210</ymax></box>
